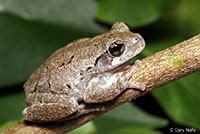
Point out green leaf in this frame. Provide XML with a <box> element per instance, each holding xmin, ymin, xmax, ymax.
<box><xmin>0</xmin><ymin>0</ymin><xmax>106</xmax><ymax>87</ymax></box>
<box><xmin>0</xmin><ymin>0</ymin><xmax>104</xmax><ymax>33</ymax></box>
<box><xmin>94</xmin><ymin>102</ymin><xmax>168</xmax><ymax>134</ymax></box>
<box><xmin>109</xmin><ymin>126</ymin><xmax>162</xmax><ymax>134</ymax></box>
<box><xmin>95</xmin><ymin>0</ymin><xmax>174</xmax><ymax>28</ymax></box>
<box><xmin>152</xmin><ymin>72</ymin><xmax>200</xmax><ymax>129</ymax></box>
<box><xmin>145</xmin><ymin>0</ymin><xmax>200</xmax><ymax>129</ymax></box>
<box><xmin>0</xmin><ymin>92</ymin><xmax>25</xmax><ymax>126</ymax></box>
<box><xmin>0</xmin><ymin>120</ymin><xmax>19</xmax><ymax>131</ymax></box>
<box><xmin>69</xmin><ymin>121</ymin><xmax>96</xmax><ymax>134</ymax></box>
<box><xmin>167</xmin><ymin>0</ymin><xmax>200</xmax><ymax>37</ymax></box>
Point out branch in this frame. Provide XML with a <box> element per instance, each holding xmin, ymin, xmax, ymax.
<box><xmin>1</xmin><ymin>34</ymin><xmax>200</xmax><ymax>134</ymax></box>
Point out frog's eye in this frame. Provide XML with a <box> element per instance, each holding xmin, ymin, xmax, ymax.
<box><xmin>108</xmin><ymin>40</ymin><xmax>125</xmax><ymax>57</ymax></box>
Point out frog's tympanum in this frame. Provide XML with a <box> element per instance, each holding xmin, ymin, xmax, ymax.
<box><xmin>23</xmin><ymin>22</ymin><xmax>146</xmax><ymax>122</ymax></box>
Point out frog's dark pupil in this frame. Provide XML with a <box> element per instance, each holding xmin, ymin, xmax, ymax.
<box><xmin>109</xmin><ymin>40</ymin><xmax>125</xmax><ymax>57</ymax></box>
<box><xmin>114</xmin><ymin>44</ymin><xmax>121</xmax><ymax>50</ymax></box>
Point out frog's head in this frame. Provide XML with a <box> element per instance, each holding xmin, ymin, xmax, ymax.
<box><xmin>95</xmin><ymin>22</ymin><xmax>145</xmax><ymax>71</ymax></box>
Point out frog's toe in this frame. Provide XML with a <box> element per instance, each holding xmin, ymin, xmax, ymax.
<box><xmin>127</xmin><ymin>81</ymin><xmax>145</xmax><ymax>91</ymax></box>
<box><xmin>122</xmin><ymin>60</ymin><xmax>142</xmax><ymax>80</ymax></box>
<box><xmin>135</xmin><ymin>60</ymin><xmax>142</xmax><ymax>66</ymax></box>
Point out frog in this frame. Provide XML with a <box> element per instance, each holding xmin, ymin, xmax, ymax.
<box><xmin>22</xmin><ymin>22</ymin><xmax>146</xmax><ymax>122</ymax></box>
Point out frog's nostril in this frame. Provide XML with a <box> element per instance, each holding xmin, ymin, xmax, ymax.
<box><xmin>139</xmin><ymin>37</ymin><xmax>145</xmax><ymax>47</ymax></box>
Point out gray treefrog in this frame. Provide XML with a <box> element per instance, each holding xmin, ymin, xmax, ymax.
<box><xmin>22</xmin><ymin>22</ymin><xmax>146</xmax><ymax>122</ymax></box>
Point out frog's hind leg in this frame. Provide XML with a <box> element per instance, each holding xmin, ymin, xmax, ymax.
<box><xmin>23</xmin><ymin>93</ymin><xmax>78</xmax><ymax>122</ymax></box>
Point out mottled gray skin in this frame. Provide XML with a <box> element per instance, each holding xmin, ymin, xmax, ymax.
<box><xmin>23</xmin><ymin>22</ymin><xmax>146</xmax><ymax>122</ymax></box>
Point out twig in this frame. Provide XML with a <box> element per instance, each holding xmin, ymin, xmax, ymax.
<box><xmin>1</xmin><ymin>34</ymin><xmax>200</xmax><ymax>134</ymax></box>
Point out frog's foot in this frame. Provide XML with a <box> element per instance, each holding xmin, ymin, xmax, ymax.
<box><xmin>122</xmin><ymin>60</ymin><xmax>141</xmax><ymax>80</ymax></box>
<box><xmin>23</xmin><ymin>93</ymin><xmax>78</xmax><ymax>122</ymax></box>
<box><xmin>121</xmin><ymin>60</ymin><xmax>145</xmax><ymax>91</ymax></box>
<box><xmin>126</xmin><ymin>81</ymin><xmax>145</xmax><ymax>91</ymax></box>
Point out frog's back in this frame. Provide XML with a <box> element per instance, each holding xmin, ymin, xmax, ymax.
<box><xmin>24</xmin><ymin>37</ymin><xmax>106</xmax><ymax>97</ymax></box>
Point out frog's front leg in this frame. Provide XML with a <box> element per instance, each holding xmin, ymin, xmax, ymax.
<box><xmin>121</xmin><ymin>60</ymin><xmax>145</xmax><ymax>91</ymax></box>
<box><xmin>23</xmin><ymin>93</ymin><xmax>79</xmax><ymax>122</ymax></box>
<box><xmin>84</xmin><ymin>60</ymin><xmax>145</xmax><ymax>103</ymax></box>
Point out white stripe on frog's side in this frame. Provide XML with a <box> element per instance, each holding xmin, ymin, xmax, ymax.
<box><xmin>112</xmin><ymin>57</ymin><xmax>121</xmax><ymax>66</ymax></box>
